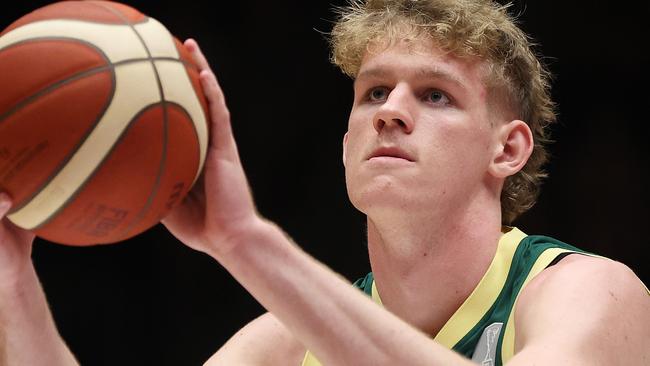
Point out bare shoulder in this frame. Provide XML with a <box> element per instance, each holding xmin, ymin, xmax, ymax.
<box><xmin>204</xmin><ymin>312</ymin><xmax>305</xmax><ymax>366</ymax></box>
<box><xmin>522</xmin><ymin>254</ymin><xmax>649</xmax><ymax>306</ymax></box>
<box><xmin>512</xmin><ymin>254</ymin><xmax>650</xmax><ymax>364</ymax></box>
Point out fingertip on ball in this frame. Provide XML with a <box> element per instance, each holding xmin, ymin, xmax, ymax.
<box><xmin>184</xmin><ymin>38</ymin><xmax>198</xmax><ymax>51</ymax></box>
<box><xmin>0</xmin><ymin>192</ymin><xmax>12</xmax><ymax>214</ymax></box>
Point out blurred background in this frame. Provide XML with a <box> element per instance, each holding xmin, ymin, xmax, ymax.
<box><xmin>2</xmin><ymin>1</ymin><xmax>648</xmax><ymax>365</ymax></box>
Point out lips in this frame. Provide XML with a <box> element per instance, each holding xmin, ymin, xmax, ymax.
<box><xmin>367</xmin><ymin>146</ymin><xmax>415</xmax><ymax>162</ymax></box>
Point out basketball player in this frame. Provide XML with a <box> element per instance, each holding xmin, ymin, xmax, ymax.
<box><xmin>1</xmin><ymin>0</ymin><xmax>649</xmax><ymax>365</ymax></box>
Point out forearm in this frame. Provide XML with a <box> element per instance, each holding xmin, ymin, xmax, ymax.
<box><xmin>209</xmin><ymin>220</ymin><xmax>473</xmax><ymax>366</ymax></box>
<box><xmin>0</xmin><ymin>265</ymin><xmax>78</xmax><ymax>366</ymax></box>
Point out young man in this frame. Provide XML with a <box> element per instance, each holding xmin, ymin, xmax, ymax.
<box><xmin>1</xmin><ymin>0</ymin><xmax>648</xmax><ymax>365</ymax></box>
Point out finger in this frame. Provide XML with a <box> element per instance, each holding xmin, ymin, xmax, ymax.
<box><xmin>185</xmin><ymin>41</ymin><xmax>227</xmax><ymax>118</ymax></box>
<box><xmin>184</xmin><ymin>39</ymin><xmax>240</xmax><ymax>161</ymax></box>
<box><xmin>184</xmin><ymin>38</ymin><xmax>210</xmax><ymax>72</ymax></box>
<box><xmin>0</xmin><ymin>192</ymin><xmax>12</xmax><ymax>218</ymax></box>
<box><xmin>184</xmin><ymin>38</ymin><xmax>228</xmax><ymax>118</ymax></box>
<box><xmin>199</xmin><ymin>69</ymin><xmax>229</xmax><ymax>124</ymax></box>
<box><xmin>199</xmin><ymin>70</ymin><xmax>239</xmax><ymax>160</ymax></box>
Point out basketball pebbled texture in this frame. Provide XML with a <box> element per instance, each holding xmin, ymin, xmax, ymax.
<box><xmin>0</xmin><ymin>1</ymin><xmax>209</xmax><ymax>245</ymax></box>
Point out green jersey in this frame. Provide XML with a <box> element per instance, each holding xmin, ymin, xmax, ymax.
<box><xmin>302</xmin><ymin>228</ymin><xmax>592</xmax><ymax>366</ymax></box>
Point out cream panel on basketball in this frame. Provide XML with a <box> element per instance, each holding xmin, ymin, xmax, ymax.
<box><xmin>155</xmin><ymin>60</ymin><xmax>208</xmax><ymax>183</ymax></box>
<box><xmin>0</xmin><ymin>20</ymin><xmax>147</xmax><ymax>63</ymax></box>
<box><xmin>134</xmin><ymin>18</ymin><xmax>179</xmax><ymax>58</ymax></box>
<box><xmin>8</xmin><ymin>62</ymin><xmax>161</xmax><ymax>229</ymax></box>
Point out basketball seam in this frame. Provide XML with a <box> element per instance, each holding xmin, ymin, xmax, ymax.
<box><xmin>31</xmin><ymin>102</ymin><xmax>169</xmax><ymax>231</ymax></box>
<box><xmin>91</xmin><ymin>1</ymin><xmax>170</xmax><ymax>240</ymax></box>
<box><xmin>1</xmin><ymin>55</ymin><xmax>196</xmax><ymax>216</ymax></box>
<box><xmin>5</xmin><ymin>16</ymin><xmax>151</xmax><ymax>30</ymax></box>
<box><xmin>3</xmin><ymin>38</ymin><xmax>116</xmax><ymax>215</ymax></box>
<box><xmin>2</xmin><ymin>1</ymin><xmax>150</xmax><ymax>33</ymax></box>
<box><xmin>116</xmin><ymin>101</ymin><xmax>201</xmax><ymax>240</ymax></box>
<box><xmin>0</xmin><ymin>39</ymin><xmax>195</xmax><ymax>125</ymax></box>
<box><xmin>3</xmin><ymin>58</ymin><xmax>192</xmax><ymax>218</ymax></box>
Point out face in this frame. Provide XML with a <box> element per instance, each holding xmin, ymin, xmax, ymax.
<box><xmin>343</xmin><ymin>38</ymin><xmax>501</xmax><ymax>218</ymax></box>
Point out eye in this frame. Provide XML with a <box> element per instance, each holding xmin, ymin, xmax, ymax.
<box><xmin>426</xmin><ymin>90</ymin><xmax>450</xmax><ymax>105</ymax></box>
<box><xmin>368</xmin><ymin>87</ymin><xmax>389</xmax><ymax>102</ymax></box>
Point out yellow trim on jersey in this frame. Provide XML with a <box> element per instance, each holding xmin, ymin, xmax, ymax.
<box><xmin>301</xmin><ymin>349</ymin><xmax>322</xmax><ymax>366</ymax></box>
<box><xmin>433</xmin><ymin>227</ymin><xmax>526</xmax><ymax>348</ymax></box>
<box><xmin>371</xmin><ymin>280</ymin><xmax>383</xmax><ymax>305</ymax></box>
<box><xmin>500</xmin><ymin>247</ymin><xmax>573</xmax><ymax>362</ymax></box>
<box><xmin>642</xmin><ymin>280</ymin><xmax>649</xmax><ymax>295</ymax></box>
<box><xmin>302</xmin><ymin>227</ymin><xmax>527</xmax><ymax>366</ymax></box>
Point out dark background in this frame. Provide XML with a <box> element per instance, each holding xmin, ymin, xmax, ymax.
<box><xmin>2</xmin><ymin>1</ymin><xmax>648</xmax><ymax>365</ymax></box>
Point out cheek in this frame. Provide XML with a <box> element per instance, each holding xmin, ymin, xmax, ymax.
<box><xmin>347</xmin><ymin>108</ymin><xmax>368</xmax><ymax>133</ymax></box>
<box><xmin>345</xmin><ymin>113</ymin><xmax>371</xmax><ymax>155</ymax></box>
<box><xmin>419</xmin><ymin>116</ymin><xmax>494</xmax><ymax>175</ymax></box>
<box><xmin>453</xmin><ymin>132</ymin><xmax>494</xmax><ymax>180</ymax></box>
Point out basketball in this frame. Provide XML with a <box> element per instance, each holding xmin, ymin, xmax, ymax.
<box><xmin>0</xmin><ymin>1</ymin><xmax>209</xmax><ymax>245</ymax></box>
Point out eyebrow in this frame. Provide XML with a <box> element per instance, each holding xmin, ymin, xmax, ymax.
<box><xmin>355</xmin><ymin>66</ymin><xmax>469</xmax><ymax>91</ymax></box>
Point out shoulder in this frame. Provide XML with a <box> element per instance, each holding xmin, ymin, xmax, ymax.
<box><xmin>204</xmin><ymin>312</ymin><xmax>305</xmax><ymax>366</ymax></box>
<box><xmin>522</xmin><ymin>253</ymin><xmax>648</xmax><ymax>300</ymax></box>
<box><xmin>519</xmin><ymin>254</ymin><xmax>648</xmax><ymax>310</ymax></box>
<box><xmin>512</xmin><ymin>254</ymin><xmax>650</xmax><ymax>364</ymax></box>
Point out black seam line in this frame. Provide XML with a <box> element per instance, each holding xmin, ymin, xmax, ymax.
<box><xmin>0</xmin><ymin>51</ymin><xmax>195</xmax><ymax>126</ymax></box>
<box><xmin>115</xmin><ymin>104</ymin><xmax>201</xmax><ymax>240</ymax></box>
<box><xmin>3</xmin><ymin>12</ymin><xmax>150</xmax><ymax>33</ymax></box>
<box><xmin>2</xmin><ymin>55</ymin><xmax>193</xmax><ymax>218</ymax></box>
<box><xmin>30</xmin><ymin>102</ymin><xmax>168</xmax><ymax>231</ymax></box>
<box><xmin>5</xmin><ymin>38</ymin><xmax>115</xmax><ymax>215</ymax></box>
<box><xmin>95</xmin><ymin>1</ymin><xmax>169</xmax><ymax>239</ymax></box>
<box><xmin>0</xmin><ymin>36</ymin><xmax>197</xmax><ymax>69</ymax></box>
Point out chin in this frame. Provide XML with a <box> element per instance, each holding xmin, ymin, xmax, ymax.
<box><xmin>348</xmin><ymin>177</ymin><xmax>415</xmax><ymax>213</ymax></box>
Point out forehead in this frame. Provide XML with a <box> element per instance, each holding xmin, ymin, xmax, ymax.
<box><xmin>356</xmin><ymin>37</ymin><xmax>489</xmax><ymax>94</ymax></box>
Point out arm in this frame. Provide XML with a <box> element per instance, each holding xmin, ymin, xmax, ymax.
<box><xmin>509</xmin><ymin>254</ymin><xmax>650</xmax><ymax>365</ymax></box>
<box><xmin>0</xmin><ymin>193</ymin><xmax>78</xmax><ymax>366</ymax></box>
<box><xmin>204</xmin><ymin>312</ymin><xmax>305</xmax><ymax>366</ymax></box>
<box><xmin>209</xmin><ymin>221</ymin><xmax>475</xmax><ymax>366</ymax></box>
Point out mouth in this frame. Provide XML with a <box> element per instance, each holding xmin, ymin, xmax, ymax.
<box><xmin>367</xmin><ymin>146</ymin><xmax>415</xmax><ymax>162</ymax></box>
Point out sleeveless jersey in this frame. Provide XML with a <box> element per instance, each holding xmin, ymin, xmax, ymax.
<box><xmin>301</xmin><ymin>227</ymin><xmax>594</xmax><ymax>366</ymax></box>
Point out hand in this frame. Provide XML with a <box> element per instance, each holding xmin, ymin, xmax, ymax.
<box><xmin>0</xmin><ymin>192</ymin><xmax>79</xmax><ymax>366</ymax></box>
<box><xmin>0</xmin><ymin>192</ymin><xmax>36</xmax><ymax>291</ymax></box>
<box><xmin>162</xmin><ymin>39</ymin><xmax>262</xmax><ymax>256</ymax></box>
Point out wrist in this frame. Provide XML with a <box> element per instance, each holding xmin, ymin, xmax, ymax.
<box><xmin>0</xmin><ymin>262</ymin><xmax>40</xmax><ymax>312</ymax></box>
<box><xmin>201</xmin><ymin>216</ymin><xmax>278</xmax><ymax>260</ymax></box>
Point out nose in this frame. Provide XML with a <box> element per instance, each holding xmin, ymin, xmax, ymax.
<box><xmin>373</xmin><ymin>85</ymin><xmax>414</xmax><ymax>134</ymax></box>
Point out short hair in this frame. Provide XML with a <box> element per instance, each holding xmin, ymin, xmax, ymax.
<box><xmin>330</xmin><ymin>0</ymin><xmax>556</xmax><ymax>224</ymax></box>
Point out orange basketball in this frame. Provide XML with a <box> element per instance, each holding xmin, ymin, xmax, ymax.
<box><xmin>0</xmin><ymin>1</ymin><xmax>209</xmax><ymax>245</ymax></box>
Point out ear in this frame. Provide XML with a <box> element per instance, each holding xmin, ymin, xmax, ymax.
<box><xmin>342</xmin><ymin>132</ymin><xmax>349</xmax><ymax>167</ymax></box>
<box><xmin>488</xmin><ymin>120</ymin><xmax>534</xmax><ymax>178</ymax></box>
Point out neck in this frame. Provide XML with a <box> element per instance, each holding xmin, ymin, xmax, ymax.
<box><xmin>366</xmin><ymin>193</ymin><xmax>502</xmax><ymax>336</ymax></box>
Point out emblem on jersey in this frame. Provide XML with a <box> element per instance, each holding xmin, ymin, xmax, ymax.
<box><xmin>471</xmin><ymin>322</ymin><xmax>503</xmax><ymax>366</ymax></box>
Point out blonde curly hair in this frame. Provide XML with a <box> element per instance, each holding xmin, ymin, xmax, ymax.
<box><xmin>330</xmin><ymin>0</ymin><xmax>556</xmax><ymax>224</ymax></box>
